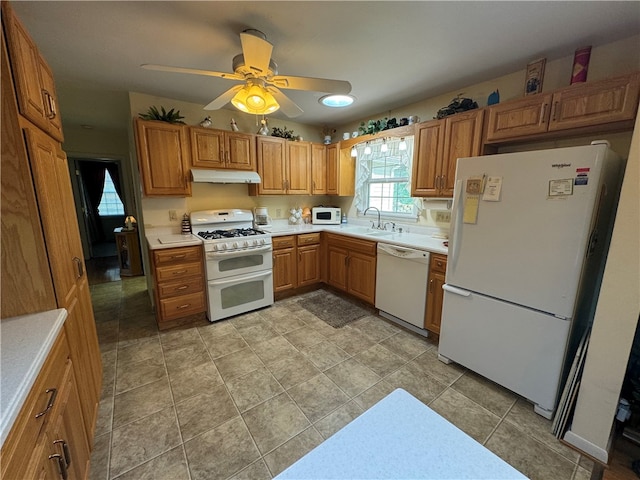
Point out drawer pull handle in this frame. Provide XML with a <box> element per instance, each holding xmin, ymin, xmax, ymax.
<box><xmin>49</xmin><ymin>454</ymin><xmax>68</xmax><ymax>480</ymax></box>
<box><xmin>171</xmin><ymin>254</ymin><xmax>187</xmax><ymax>259</ymax></box>
<box><xmin>54</xmin><ymin>439</ymin><xmax>72</xmax><ymax>467</ymax></box>
<box><xmin>73</xmin><ymin>257</ymin><xmax>84</xmax><ymax>279</ymax></box>
<box><xmin>173</xmin><ymin>270</ymin><xmax>188</xmax><ymax>275</ymax></box>
<box><xmin>175</xmin><ymin>285</ymin><xmax>189</xmax><ymax>291</ymax></box>
<box><xmin>430</xmin><ymin>278</ymin><xmax>434</xmax><ymax>293</ymax></box>
<box><xmin>177</xmin><ymin>304</ymin><xmax>191</xmax><ymax>309</ymax></box>
<box><xmin>35</xmin><ymin>388</ymin><xmax>58</xmax><ymax>418</ymax></box>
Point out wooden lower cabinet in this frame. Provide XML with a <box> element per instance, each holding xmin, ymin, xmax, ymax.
<box><xmin>272</xmin><ymin>233</ymin><xmax>321</xmax><ymax>296</ymax></box>
<box><xmin>326</xmin><ymin>233</ymin><xmax>376</xmax><ymax>304</ymax></box>
<box><xmin>1</xmin><ymin>329</ymin><xmax>90</xmax><ymax>480</ymax></box>
<box><xmin>425</xmin><ymin>254</ymin><xmax>447</xmax><ymax>334</ymax></box>
<box><xmin>151</xmin><ymin>245</ymin><xmax>206</xmax><ymax>329</ymax></box>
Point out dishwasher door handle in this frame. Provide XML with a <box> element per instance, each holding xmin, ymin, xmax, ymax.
<box><xmin>377</xmin><ymin>243</ymin><xmax>429</xmax><ymax>260</ymax></box>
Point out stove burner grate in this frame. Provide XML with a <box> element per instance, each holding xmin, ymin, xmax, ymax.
<box><xmin>197</xmin><ymin>228</ymin><xmax>266</xmax><ymax>240</ymax></box>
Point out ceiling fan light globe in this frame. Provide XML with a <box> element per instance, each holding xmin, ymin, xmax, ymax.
<box><xmin>231</xmin><ymin>84</ymin><xmax>279</xmax><ymax>115</ymax></box>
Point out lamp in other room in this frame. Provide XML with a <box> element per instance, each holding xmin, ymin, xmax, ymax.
<box><xmin>124</xmin><ymin>215</ymin><xmax>137</xmax><ymax>231</ymax></box>
<box><xmin>231</xmin><ymin>80</ymin><xmax>279</xmax><ymax>115</ymax></box>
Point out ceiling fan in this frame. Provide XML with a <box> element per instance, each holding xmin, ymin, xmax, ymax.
<box><xmin>142</xmin><ymin>29</ymin><xmax>352</xmax><ymax>117</ymax></box>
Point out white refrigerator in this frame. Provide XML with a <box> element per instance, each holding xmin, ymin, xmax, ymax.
<box><xmin>438</xmin><ymin>142</ymin><xmax>623</xmax><ymax>419</ymax></box>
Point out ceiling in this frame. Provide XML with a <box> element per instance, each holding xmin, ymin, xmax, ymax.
<box><xmin>10</xmin><ymin>1</ymin><xmax>640</xmax><ymax>130</ymax></box>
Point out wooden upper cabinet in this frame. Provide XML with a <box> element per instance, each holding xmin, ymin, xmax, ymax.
<box><xmin>189</xmin><ymin>127</ymin><xmax>256</xmax><ymax>171</ymax></box>
<box><xmin>548</xmin><ymin>73</ymin><xmax>640</xmax><ymax>131</ymax></box>
<box><xmin>485</xmin><ymin>72</ymin><xmax>640</xmax><ymax>143</ymax></box>
<box><xmin>485</xmin><ymin>93</ymin><xmax>553</xmax><ymax>142</ymax></box>
<box><xmin>326</xmin><ymin>144</ymin><xmax>338</xmax><ymax>195</ymax></box>
<box><xmin>135</xmin><ymin>118</ymin><xmax>191</xmax><ymax>196</ymax></box>
<box><xmin>311</xmin><ymin>143</ymin><xmax>327</xmax><ymax>194</ymax></box>
<box><xmin>412</xmin><ymin>110</ymin><xmax>483</xmax><ymax>198</ymax></box>
<box><xmin>287</xmin><ymin>141</ymin><xmax>311</xmax><ymax>194</ymax></box>
<box><xmin>2</xmin><ymin>2</ymin><xmax>63</xmax><ymax>142</ymax></box>
<box><xmin>255</xmin><ymin>136</ymin><xmax>287</xmax><ymax>194</ymax></box>
<box><xmin>412</xmin><ymin>120</ymin><xmax>445</xmax><ymax>197</ymax></box>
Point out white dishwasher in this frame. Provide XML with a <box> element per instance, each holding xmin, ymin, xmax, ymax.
<box><xmin>375</xmin><ymin>243</ymin><xmax>430</xmax><ymax>329</ymax></box>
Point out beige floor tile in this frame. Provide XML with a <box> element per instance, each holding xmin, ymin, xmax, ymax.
<box><xmin>485</xmin><ymin>421</ymin><xmax>576</xmax><ymax>480</ymax></box>
<box><xmin>324</xmin><ymin>358</ymin><xmax>381</xmax><ymax>397</ymax></box>
<box><xmin>94</xmin><ymin>395</ymin><xmax>114</xmax><ymax>437</ymax></box>
<box><xmin>297</xmin><ymin>340</ymin><xmax>351</xmax><ymax>371</ymax></box>
<box><xmin>215</xmin><ymin>347</ymin><xmax>264</xmax><ymax>380</ymax></box>
<box><xmin>451</xmin><ymin>370</ymin><xmax>517</xmax><ymax>417</ymax></box>
<box><xmin>238</xmin><ymin>322</ymin><xmax>281</xmax><ymax>345</ymax></box>
<box><xmin>262</xmin><ymin>314</ymin><xmax>306</xmax><ymax>335</ymax></box>
<box><xmin>314</xmin><ymin>401</ymin><xmax>364</xmax><ymax>439</ymax></box>
<box><xmin>251</xmin><ymin>336</ymin><xmax>299</xmax><ymax>366</ymax></box>
<box><xmin>288</xmin><ymin>374</ymin><xmax>349</xmax><ymax>422</ymax></box>
<box><xmin>283</xmin><ymin>326</ymin><xmax>326</xmax><ymax>350</ymax></box>
<box><xmin>263</xmin><ymin>427</ymin><xmax>324</xmax><ymax>477</ymax></box>
<box><xmin>226</xmin><ymin>367</ymin><xmax>284</xmax><ymax>412</ymax></box>
<box><xmin>184</xmin><ymin>416</ymin><xmax>261</xmax><ymax>480</ymax></box>
<box><xmin>229</xmin><ymin>459</ymin><xmax>273</xmax><ymax>480</ymax></box>
<box><xmin>115</xmin><ymin>356</ymin><xmax>167</xmax><ymax>395</ymax></box>
<box><xmin>117</xmin><ymin>336</ymin><xmax>163</xmax><ymax>366</ymax></box>
<box><xmin>242</xmin><ymin>393</ymin><xmax>310</xmax><ymax>455</ymax></box>
<box><xmin>163</xmin><ymin>342</ymin><xmax>212</xmax><ymax>377</ymax></box>
<box><xmin>168</xmin><ymin>360</ymin><xmax>224</xmax><ymax>403</ymax></box>
<box><xmin>380</xmin><ymin>329</ymin><xmax>432</xmax><ymax>360</ymax></box>
<box><xmin>409</xmin><ymin>348</ymin><xmax>466</xmax><ymax>386</ymax></box>
<box><xmin>384</xmin><ymin>363</ymin><xmax>447</xmax><ymax>405</ymax></box>
<box><xmin>347</xmin><ymin>315</ymin><xmax>401</xmax><ymax>342</ymax></box>
<box><xmin>175</xmin><ymin>384</ymin><xmax>239</xmax><ymax>441</ymax></box>
<box><xmin>429</xmin><ymin>388</ymin><xmax>501</xmax><ymax>443</ymax></box>
<box><xmin>113</xmin><ymin>377</ymin><xmax>173</xmax><ymax>428</ymax></box>
<box><xmin>202</xmin><ymin>330</ymin><xmax>248</xmax><ymax>359</ymax></box>
<box><xmin>267</xmin><ymin>352</ymin><xmax>321</xmax><ymax>389</ymax></box>
<box><xmin>88</xmin><ymin>432</ymin><xmax>110</xmax><ymax>480</ymax></box>
<box><xmin>353</xmin><ymin>381</ymin><xmax>397</xmax><ymax>411</ymax></box>
<box><xmin>159</xmin><ymin>327</ymin><xmax>201</xmax><ymax>351</ymax></box>
<box><xmin>354</xmin><ymin>343</ymin><xmax>407</xmax><ymax>377</ymax></box>
<box><xmin>299</xmin><ymin>313</ymin><xmax>341</xmax><ymax>337</ymax></box>
<box><xmin>325</xmin><ymin>327</ymin><xmax>376</xmax><ymax>355</ymax></box>
<box><xmin>113</xmin><ymin>446</ymin><xmax>190</xmax><ymax>480</ymax></box>
<box><xmin>197</xmin><ymin>319</ymin><xmax>237</xmax><ymax>340</ymax></box>
<box><xmin>109</xmin><ymin>406</ymin><xmax>181</xmax><ymax>478</ymax></box>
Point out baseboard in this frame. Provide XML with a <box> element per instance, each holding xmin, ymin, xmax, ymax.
<box><xmin>563</xmin><ymin>429</ymin><xmax>609</xmax><ymax>463</ymax></box>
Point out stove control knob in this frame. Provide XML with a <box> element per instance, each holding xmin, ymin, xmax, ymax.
<box><xmin>232</xmin><ymin>242</ymin><xmax>238</xmax><ymax>249</ymax></box>
<box><xmin>212</xmin><ymin>244</ymin><xmax>218</xmax><ymax>251</ymax></box>
<box><xmin>220</xmin><ymin>244</ymin><xmax>227</xmax><ymax>250</ymax></box>
<box><xmin>260</xmin><ymin>238</ymin><xmax>266</xmax><ymax>245</ymax></box>
<box><xmin>243</xmin><ymin>241</ymin><xmax>249</xmax><ymax>247</ymax></box>
<box><xmin>252</xmin><ymin>239</ymin><xmax>259</xmax><ymax>246</ymax></box>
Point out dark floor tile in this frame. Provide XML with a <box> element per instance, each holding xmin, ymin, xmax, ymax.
<box><xmin>288</xmin><ymin>374</ymin><xmax>349</xmax><ymax>423</ymax></box>
<box><xmin>384</xmin><ymin>363</ymin><xmax>447</xmax><ymax>405</ymax></box>
<box><xmin>298</xmin><ymin>340</ymin><xmax>351</xmax><ymax>371</ymax></box>
<box><xmin>226</xmin><ymin>367</ymin><xmax>284</xmax><ymax>413</ymax></box>
<box><xmin>263</xmin><ymin>427</ymin><xmax>323</xmax><ymax>477</ymax></box>
<box><xmin>88</xmin><ymin>432</ymin><xmax>110</xmax><ymax>480</ymax></box>
<box><xmin>314</xmin><ymin>401</ymin><xmax>364</xmax><ymax>439</ymax></box>
<box><xmin>325</xmin><ymin>327</ymin><xmax>375</xmax><ymax>356</ymax></box>
<box><xmin>348</xmin><ymin>315</ymin><xmax>400</xmax><ymax>342</ymax></box>
<box><xmin>267</xmin><ymin>352</ymin><xmax>321</xmax><ymax>389</ymax></box>
<box><xmin>117</xmin><ymin>336</ymin><xmax>163</xmax><ymax>367</ymax></box>
<box><xmin>163</xmin><ymin>342</ymin><xmax>212</xmax><ymax>377</ymax></box>
<box><xmin>113</xmin><ymin>377</ymin><xmax>173</xmax><ymax>428</ymax></box>
<box><xmin>354</xmin><ymin>343</ymin><xmax>407</xmax><ymax>377</ymax></box>
<box><xmin>202</xmin><ymin>330</ymin><xmax>248</xmax><ymax>359</ymax></box>
<box><xmin>214</xmin><ymin>347</ymin><xmax>263</xmax><ymax>381</ymax></box>
<box><xmin>252</xmin><ymin>336</ymin><xmax>299</xmax><ymax>366</ymax></box>
<box><xmin>115</xmin><ymin>356</ymin><xmax>167</xmax><ymax>395</ymax></box>
<box><xmin>184</xmin><ymin>416</ymin><xmax>261</xmax><ymax>480</ymax></box>
<box><xmin>410</xmin><ymin>348</ymin><xmax>465</xmax><ymax>386</ymax></box>
<box><xmin>380</xmin><ymin>329</ymin><xmax>432</xmax><ymax>360</ymax></box>
<box><xmin>324</xmin><ymin>358</ymin><xmax>381</xmax><ymax>397</ymax></box>
<box><xmin>238</xmin><ymin>323</ymin><xmax>280</xmax><ymax>345</ymax></box>
<box><xmin>353</xmin><ymin>381</ymin><xmax>397</xmax><ymax>411</ymax></box>
<box><xmin>451</xmin><ymin>370</ymin><xmax>517</xmax><ymax>417</ymax></box>
<box><xmin>168</xmin><ymin>360</ymin><xmax>223</xmax><ymax>403</ymax></box>
<box><xmin>113</xmin><ymin>446</ymin><xmax>190</xmax><ymax>480</ymax></box>
<box><xmin>175</xmin><ymin>384</ymin><xmax>239</xmax><ymax>441</ymax></box>
<box><xmin>283</xmin><ymin>326</ymin><xmax>326</xmax><ymax>350</ymax></box>
<box><xmin>229</xmin><ymin>459</ymin><xmax>273</xmax><ymax>480</ymax></box>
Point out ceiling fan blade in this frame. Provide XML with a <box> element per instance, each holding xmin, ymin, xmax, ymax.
<box><xmin>240</xmin><ymin>30</ymin><xmax>273</xmax><ymax>76</ymax></box>
<box><xmin>204</xmin><ymin>85</ymin><xmax>243</xmax><ymax>110</ymax></box>
<box><xmin>141</xmin><ymin>64</ymin><xmax>244</xmax><ymax>81</ymax></box>
<box><xmin>268</xmin><ymin>87</ymin><xmax>303</xmax><ymax>118</ymax></box>
<box><xmin>270</xmin><ymin>75</ymin><xmax>352</xmax><ymax>94</ymax></box>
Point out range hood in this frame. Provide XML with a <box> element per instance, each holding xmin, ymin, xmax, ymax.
<box><xmin>191</xmin><ymin>169</ymin><xmax>261</xmax><ymax>184</ymax></box>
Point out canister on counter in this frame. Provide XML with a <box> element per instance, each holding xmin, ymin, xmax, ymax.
<box><xmin>570</xmin><ymin>46</ymin><xmax>591</xmax><ymax>84</ymax></box>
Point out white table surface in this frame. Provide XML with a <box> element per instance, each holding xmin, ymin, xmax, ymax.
<box><xmin>276</xmin><ymin>388</ymin><xmax>527</xmax><ymax>479</ymax></box>
<box><xmin>0</xmin><ymin>308</ymin><xmax>67</xmax><ymax>447</ymax></box>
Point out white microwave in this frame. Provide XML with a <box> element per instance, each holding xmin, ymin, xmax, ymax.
<box><xmin>312</xmin><ymin>207</ymin><xmax>341</xmax><ymax>225</ymax></box>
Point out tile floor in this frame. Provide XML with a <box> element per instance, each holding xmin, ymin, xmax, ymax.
<box><xmin>88</xmin><ymin>277</ymin><xmax>595</xmax><ymax>480</ymax></box>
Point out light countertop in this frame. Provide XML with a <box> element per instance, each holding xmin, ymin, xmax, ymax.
<box><xmin>0</xmin><ymin>308</ymin><xmax>67</xmax><ymax>447</ymax></box>
<box><xmin>276</xmin><ymin>388</ymin><xmax>526</xmax><ymax>479</ymax></box>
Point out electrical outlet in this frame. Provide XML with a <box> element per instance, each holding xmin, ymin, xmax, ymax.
<box><xmin>276</xmin><ymin>209</ymin><xmax>282</xmax><ymax>217</ymax></box>
<box><xmin>435</xmin><ymin>211</ymin><xmax>451</xmax><ymax>223</ymax></box>
<box><xmin>169</xmin><ymin>210</ymin><xmax>177</xmax><ymax>221</ymax></box>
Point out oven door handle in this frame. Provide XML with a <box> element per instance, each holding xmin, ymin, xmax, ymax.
<box><xmin>209</xmin><ymin>270</ymin><xmax>272</xmax><ymax>286</ymax></box>
<box><xmin>207</xmin><ymin>245</ymin><xmax>272</xmax><ymax>259</ymax></box>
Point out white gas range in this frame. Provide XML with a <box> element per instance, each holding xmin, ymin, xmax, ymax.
<box><xmin>190</xmin><ymin>209</ymin><xmax>274</xmax><ymax>322</ymax></box>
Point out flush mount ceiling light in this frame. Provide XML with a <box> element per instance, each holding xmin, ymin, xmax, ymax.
<box><xmin>231</xmin><ymin>80</ymin><xmax>279</xmax><ymax>115</ymax></box>
<box><xmin>319</xmin><ymin>94</ymin><xmax>355</xmax><ymax>108</ymax></box>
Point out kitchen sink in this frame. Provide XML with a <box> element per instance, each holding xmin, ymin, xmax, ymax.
<box><xmin>366</xmin><ymin>230</ymin><xmax>394</xmax><ymax>237</ymax></box>
<box><xmin>341</xmin><ymin>226</ymin><xmax>394</xmax><ymax>237</ymax></box>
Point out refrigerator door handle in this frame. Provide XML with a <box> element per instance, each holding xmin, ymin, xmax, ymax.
<box><xmin>442</xmin><ymin>284</ymin><xmax>471</xmax><ymax>297</ymax></box>
<box><xmin>449</xmin><ymin>179</ymin><xmax>465</xmax><ymax>275</ymax></box>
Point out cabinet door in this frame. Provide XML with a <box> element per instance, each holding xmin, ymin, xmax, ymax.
<box><xmin>441</xmin><ymin>110</ymin><xmax>484</xmax><ymax>197</ymax></box>
<box><xmin>425</xmin><ymin>255</ymin><xmax>447</xmax><ymax>334</ymax></box>
<box><xmin>327</xmin><ymin>245</ymin><xmax>348</xmax><ymax>291</ymax></box>
<box><xmin>287</xmin><ymin>141</ymin><xmax>311</xmax><ymax>194</ymax></box>
<box><xmin>226</xmin><ymin>131</ymin><xmax>256</xmax><ymax>171</ymax></box>
<box><xmin>347</xmin><ymin>251</ymin><xmax>376</xmax><ymax>304</ymax></box>
<box><xmin>189</xmin><ymin>127</ymin><xmax>225</xmax><ymax>168</ymax></box>
<box><xmin>273</xmin><ymin>247</ymin><xmax>297</xmax><ymax>292</ymax></box>
<box><xmin>135</xmin><ymin>119</ymin><xmax>191</xmax><ymax>196</ymax></box>
<box><xmin>256</xmin><ymin>136</ymin><xmax>286</xmax><ymax>194</ymax></box>
<box><xmin>485</xmin><ymin>94</ymin><xmax>552</xmax><ymax>142</ymax></box>
<box><xmin>311</xmin><ymin>143</ymin><xmax>327</xmax><ymax>194</ymax></box>
<box><xmin>298</xmin><ymin>244</ymin><xmax>321</xmax><ymax>287</ymax></box>
<box><xmin>36</xmin><ymin>57</ymin><xmax>63</xmax><ymax>143</ymax></box>
<box><xmin>548</xmin><ymin>73</ymin><xmax>640</xmax><ymax>131</ymax></box>
<box><xmin>326</xmin><ymin>144</ymin><xmax>338</xmax><ymax>195</ymax></box>
<box><xmin>411</xmin><ymin>120</ymin><xmax>445</xmax><ymax>197</ymax></box>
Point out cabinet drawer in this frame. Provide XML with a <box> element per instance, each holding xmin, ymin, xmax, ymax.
<box><xmin>153</xmin><ymin>246</ymin><xmax>202</xmax><ymax>266</ymax></box>
<box><xmin>272</xmin><ymin>235</ymin><xmax>296</xmax><ymax>250</ymax></box>
<box><xmin>326</xmin><ymin>233</ymin><xmax>376</xmax><ymax>256</ymax></box>
<box><xmin>157</xmin><ymin>276</ymin><xmax>204</xmax><ymax>299</ymax></box>
<box><xmin>297</xmin><ymin>232</ymin><xmax>320</xmax><ymax>246</ymax></box>
<box><xmin>156</xmin><ymin>262</ymin><xmax>202</xmax><ymax>282</ymax></box>
<box><xmin>1</xmin><ymin>331</ymin><xmax>69</xmax><ymax>479</ymax></box>
<box><xmin>431</xmin><ymin>254</ymin><xmax>447</xmax><ymax>273</ymax></box>
<box><xmin>159</xmin><ymin>292</ymin><xmax>206</xmax><ymax>321</ymax></box>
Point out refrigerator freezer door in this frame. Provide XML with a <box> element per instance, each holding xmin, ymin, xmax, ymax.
<box><xmin>439</xmin><ymin>286</ymin><xmax>570</xmax><ymax>416</ymax></box>
<box><xmin>447</xmin><ymin>145</ymin><xmax>608</xmax><ymax>318</ymax></box>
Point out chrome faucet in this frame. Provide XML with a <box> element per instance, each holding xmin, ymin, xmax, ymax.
<box><xmin>364</xmin><ymin>207</ymin><xmax>382</xmax><ymax>229</ymax></box>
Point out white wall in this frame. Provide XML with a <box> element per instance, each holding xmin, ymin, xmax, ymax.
<box><xmin>563</xmin><ymin>107</ymin><xmax>640</xmax><ymax>462</ymax></box>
